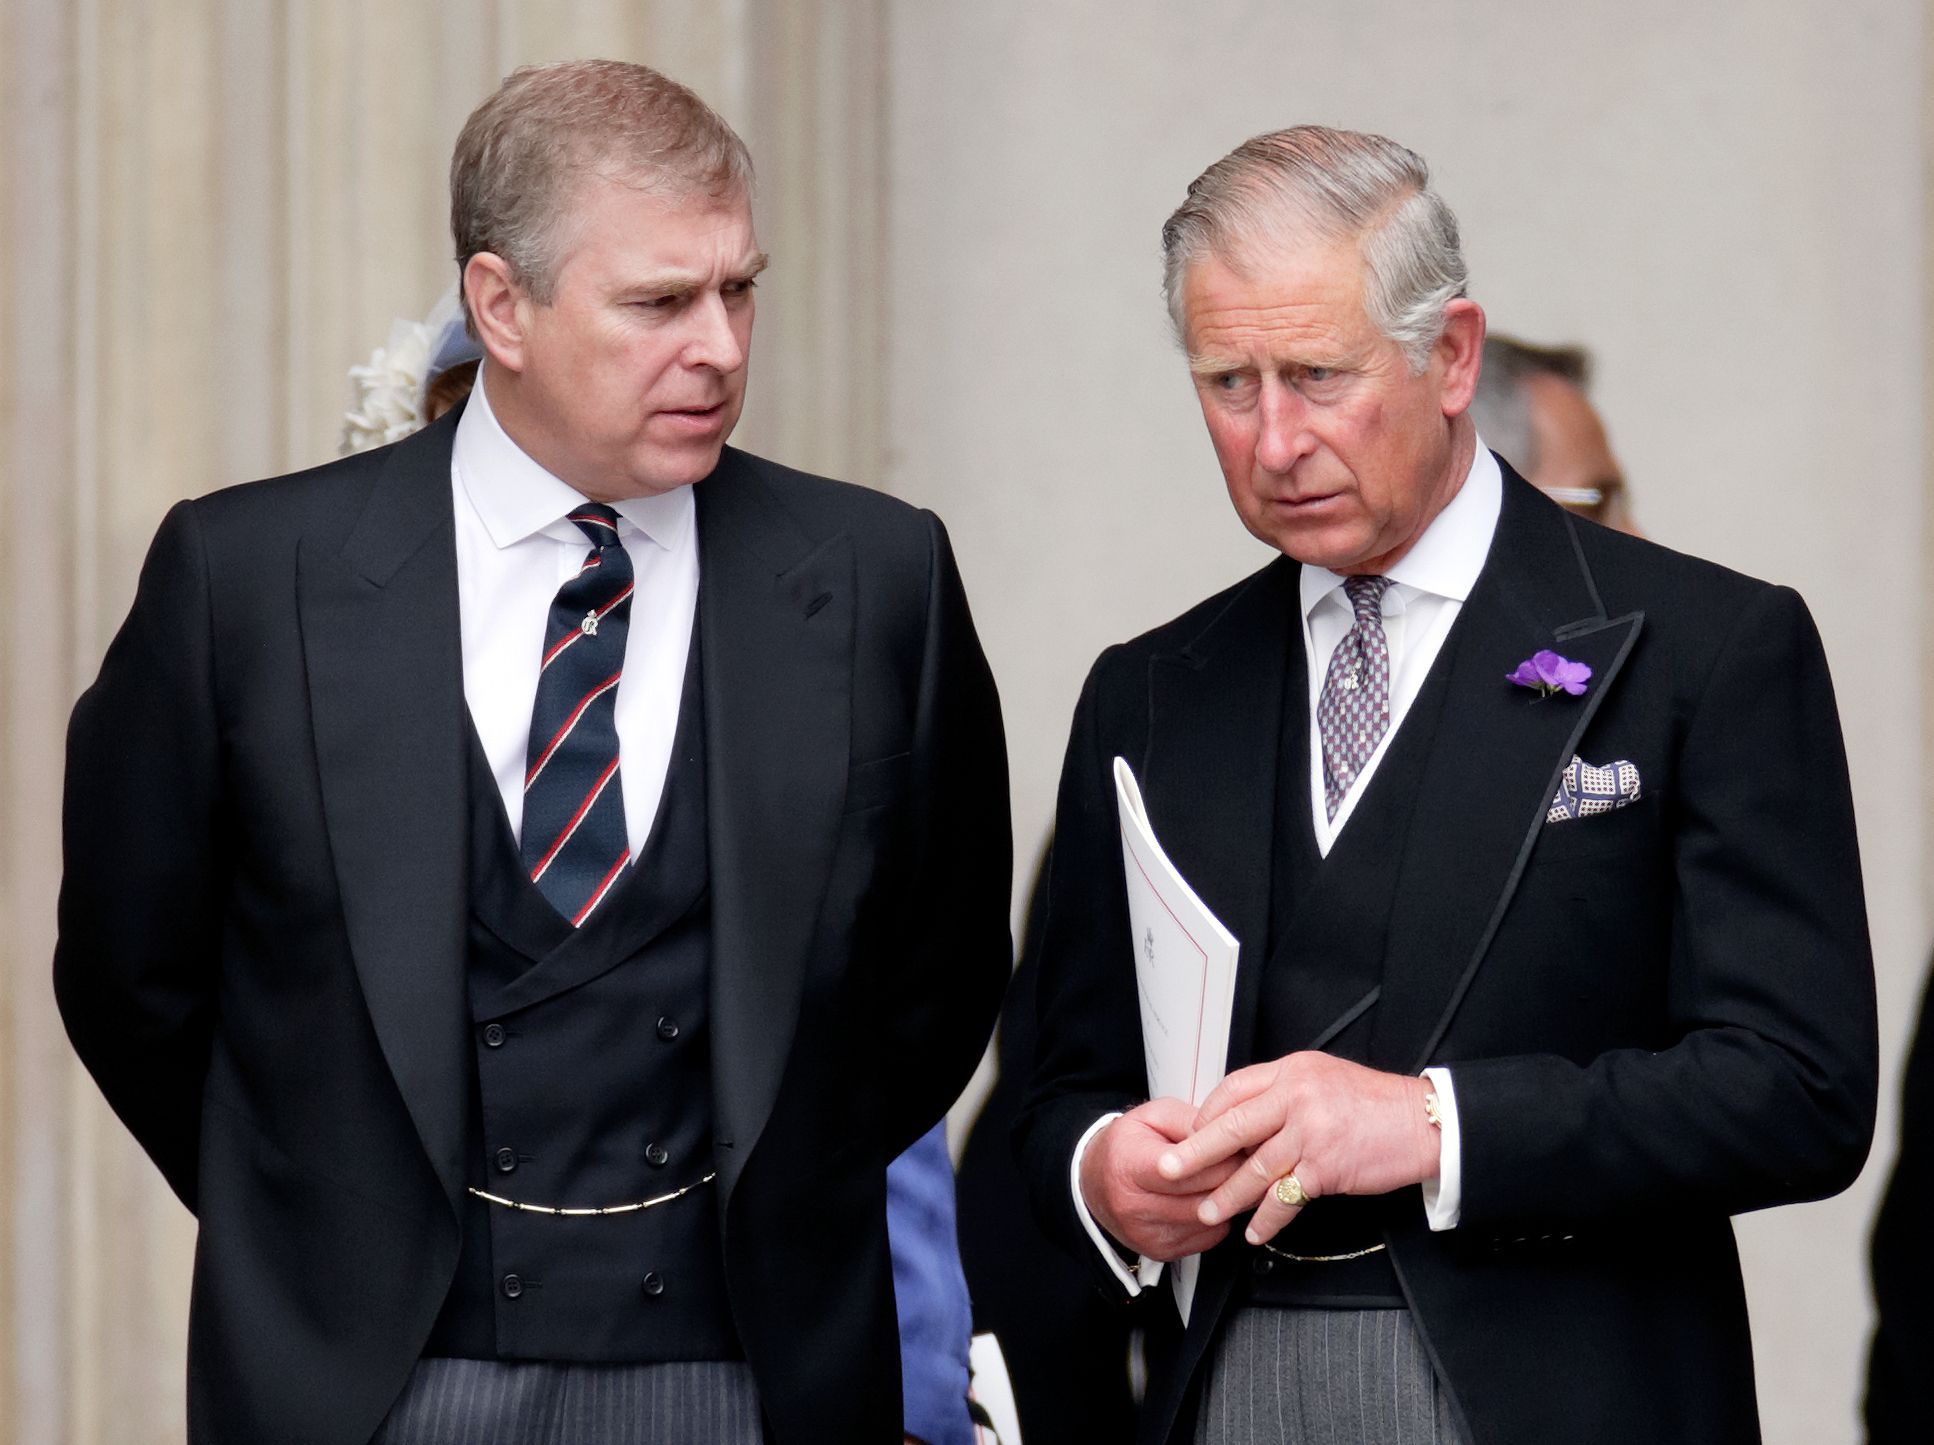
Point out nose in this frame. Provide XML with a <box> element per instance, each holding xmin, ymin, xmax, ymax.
<box><xmin>683</xmin><ymin>293</ymin><xmax>748</xmax><ymax>374</ymax></box>
<box><xmin>1254</xmin><ymin>376</ymin><xmax>1315</xmax><ymax>475</ymax></box>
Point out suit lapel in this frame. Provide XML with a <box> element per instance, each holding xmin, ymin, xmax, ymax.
<box><xmin>1140</xmin><ymin>558</ymin><xmax>1298</xmax><ymax>1075</ymax></box>
<box><xmin>696</xmin><ymin>452</ymin><xmax>853</xmax><ymax>1202</ymax></box>
<box><xmin>1371</xmin><ymin>473</ymin><xmax>1643</xmax><ymax>1071</ymax></box>
<box><xmin>299</xmin><ymin>414</ymin><xmax>470</xmax><ymax>1210</ymax></box>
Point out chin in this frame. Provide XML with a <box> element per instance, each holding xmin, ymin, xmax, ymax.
<box><xmin>633</xmin><ymin>445</ymin><xmax>728</xmax><ymax>494</ymax></box>
<box><xmin>1260</xmin><ymin>522</ymin><xmax>1358</xmax><ymax>570</ymax></box>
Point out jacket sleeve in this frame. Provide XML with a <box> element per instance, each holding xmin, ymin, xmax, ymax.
<box><xmin>1012</xmin><ymin>652</ymin><xmax>1150</xmax><ymax>1293</ymax></box>
<box><xmin>1867</xmin><ymin>961</ymin><xmax>1934</xmax><ymax>1441</ymax></box>
<box><xmin>1451</xmin><ymin>584</ymin><xmax>1878</xmax><ymax>1227</ymax></box>
<box><xmin>53</xmin><ymin>499</ymin><xmax>224</xmax><ymax>1211</ymax></box>
<box><xmin>876</xmin><ymin>511</ymin><xmax>1013</xmax><ymax>1158</ymax></box>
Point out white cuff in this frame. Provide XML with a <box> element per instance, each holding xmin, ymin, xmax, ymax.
<box><xmin>1419</xmin><ymin>1067</ymin><xmax>1462</xmax><ymax>1230</ymax></box>
<box><xmin>1070</xmin><ymin>1112</ymin><xmax>1147</xmax><ymax>1295</ymax></box>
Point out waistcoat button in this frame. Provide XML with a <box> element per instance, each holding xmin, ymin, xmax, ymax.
<box><xmin>494</xmin><ymin>1147</ymin><xmax>517</xmax><ymax>1173</ymax></box>
<box><xmin>645</xmin><ymin>1142</ymin><xmax>669</xmax><ymax>1168</ymax></box>
<box><xmin>641</xmin><ymin>1271</ymin><xmax>666</xmax><ymax>1298</ymax></box>
<box><xmin>501</xmin><ymin>1274</ymin><xmax>524</xmax><ymax>1299</ymax></box>
<box><xmin>483</xmin><ymin>1023</ymin><xmax>507</xmax><ymax>1048</ymax></box>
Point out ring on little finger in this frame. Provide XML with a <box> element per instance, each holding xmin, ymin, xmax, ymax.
<box><xmin>1273</xmin><ymin>1172</ymin><xmax>1310</xmax><ymax>1208</ymax></box>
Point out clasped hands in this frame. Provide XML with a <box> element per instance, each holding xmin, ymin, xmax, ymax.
<box><xmin>1079</xmin><ymin>1052</ymin><xmax>1442</xmax><ymax>1261</ymax></box>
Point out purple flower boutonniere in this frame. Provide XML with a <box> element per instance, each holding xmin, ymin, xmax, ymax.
<box><xmin>1508</xmin><ymin>649</ymin><xmax>1592</xmax><ymax>698</ymax></box>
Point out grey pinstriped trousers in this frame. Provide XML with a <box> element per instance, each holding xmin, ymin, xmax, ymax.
<box><xmin>368</xmin><ymin>1358</ymin><xmax>766</xmax><ymax>1445</ymax></box>
<box><xmin>1193</xmin><ymin>1308</ymin><xmax>1468</xmax><ymax>1445</ymax></box>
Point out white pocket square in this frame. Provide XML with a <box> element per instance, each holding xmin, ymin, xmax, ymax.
<box><xmin>1547</xmin><ymin>755</ymin><xmax>1641</xmax><ymax>823</ymax></box>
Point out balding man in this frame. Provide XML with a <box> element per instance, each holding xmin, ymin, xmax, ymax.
<box><xmin>1468</xmin><ymin>335</ymin><xmax>1637</xmax><ymax>533</ymax></box>
<box><xmin>1018</xmin><ymin>125</ymin><xmax>1875</xmax><ymax>1444</ymax></box>
<box><xmin>56</xmin><ymin>60</ymin><xmax>1010</xmax><ymax>1445</ymax></box>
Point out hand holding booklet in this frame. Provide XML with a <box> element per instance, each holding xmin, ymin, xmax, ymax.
<box><xmin>1113</xmin><ymin>757</ymin><xmax>1239</xmax><ymax>1324</ymax></box>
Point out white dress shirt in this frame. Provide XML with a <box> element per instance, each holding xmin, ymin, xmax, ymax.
<box><xmin>451</xmin><ymin>368</ymin><xmax>700</xmax><ymax>859</ymax></box>
<box><xmin>1302</xmin><ymin>445</ymin><xmax>1501</xmax><ymax>856</ymax></box>
<box><xmin>1073</xmin><ymin>442</ymin><xmax>1503</xmax><ymax>1294</ymax></box>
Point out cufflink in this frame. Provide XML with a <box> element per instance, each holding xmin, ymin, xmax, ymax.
<box><xmin>1423</xmin><ymin>1091</ymin><xmax>1445</xmax><ymax>1130</ymax></box>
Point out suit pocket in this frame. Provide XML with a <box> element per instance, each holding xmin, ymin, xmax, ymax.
<box><xmin>1527</xmin><ymin>794</ymin><xmax>1662</xmax><ymax>867</ymax></box>
<box><xmin>843</xmin><ymin>751</ymin><xmax>910</xmax><ymax>815</ymax></box>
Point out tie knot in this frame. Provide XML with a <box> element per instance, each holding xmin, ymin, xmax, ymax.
<box><xmin>1343</xmin><ymin>574</ymin><xmax>1393</xmax><ymax>624</ymax></box>
<box><xmin>566</xmin><ymin>505</ymin><xmax>623</xmax><ymax>548</ymax></box>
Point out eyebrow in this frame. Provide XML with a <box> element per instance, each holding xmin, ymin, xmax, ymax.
<box><xmin>1187</xmin><ymin>355</ymin><xmax>1246</xmax><ymax>378</ymax></box>
<box><xmin>620</xmin><ymin>252</ymin><xmax>771</xmax><ymax>299</ymax></box>
<box><xmin>1187</xmin><ymin>354</ymin><xmax>1347</xmax><ymax>379</ymax></box>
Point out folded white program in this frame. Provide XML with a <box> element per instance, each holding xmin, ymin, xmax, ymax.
<box><xmin>1113</xmin><ymin>756</ymin><xmax>1240</xmax><ymax>1324</ymax></box>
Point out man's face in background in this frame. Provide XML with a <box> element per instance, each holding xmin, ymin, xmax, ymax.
<box><xmin>1523</xmin><ymin>371</ymin><xmax>1635</xmax><ymax>533</ymax></box>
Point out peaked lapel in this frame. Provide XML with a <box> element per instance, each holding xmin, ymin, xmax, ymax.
<box><xmin>1140</xmin><ymin>558</ymin><xmax>1300</xmax><ymax>1075</ymax></box>
<box><xmin>695</xmin><ymin>451</ymin><xmax>853</xmax><ymax>1202</ymax></box>
<box><xmin>298</xmin><ymin>413</ymin><xmax>470</xmax><ymax>1211</ymax></box>
<box><xmin>1371</xmin><ymin>471</ymin><xmax>1643</xmax><ymax>1071</ymax></box>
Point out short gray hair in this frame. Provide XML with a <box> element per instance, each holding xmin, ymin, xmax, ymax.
<box><xmin>450</xmin><ymin>59</ymin><xmax>754</xmax><ymax>330</ymax></box>
<box><xmin>1161</xmin><ymin>126</ymin><xmax>1467</xmax><ymax>372</ymax></box>
<box><xmin>1467</xmin><ymin>335</ymin><xmax>1593</xmax><ymax>473</ymax></box>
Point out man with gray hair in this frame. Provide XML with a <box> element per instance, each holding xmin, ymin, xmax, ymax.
<box><xmin>1019</xmin><ymin>125</ymin><xmax>1874</xmax><ymax>1443</ymax></box>
<box><xmin>1468</xmin><ymin>335</ymin><xmax>1637</xmax><ymax>533</ymax></box>
<box><xmin>56</xmin><ymin>59</ymin><xmax>1011</xmax><ymax>1445</ymax></box>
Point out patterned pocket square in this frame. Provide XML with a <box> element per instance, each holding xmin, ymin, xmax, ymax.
<box><xmin>1547</xmin><ymin>755</ymin><xmax>1641</xmax><ymax>823</ymax></box>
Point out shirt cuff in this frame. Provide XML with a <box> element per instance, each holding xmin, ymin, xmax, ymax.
<box><xmin>1420</xmin><ymin>1067</ymin><xmax>1462</xmax><ymax>1231</ymax></box>
<box><xmin>1070</xmin><ymin>1111</ymin><xmax>1147</xmax><ymax>1295</ymax></box>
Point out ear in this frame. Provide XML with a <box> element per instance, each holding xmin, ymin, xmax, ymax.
<box><xmin>1433</xmin><ymin>298</ymin><xmax>1486</xmax><ymax>418</ymax></box>
<box><xmin>464</xmin><ymin>253</ymin><xmax>532</xmax><ymax>374</ymax></box>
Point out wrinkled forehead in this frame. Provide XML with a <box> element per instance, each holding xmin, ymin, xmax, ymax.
<box><xmin>544</xmin><ymin>170</ymin><xmax>760</xmax><ymax>277</ymax></box>
<box><xmin>1218</xmin><ymin>227</ymin><xmax>1367</xmax><ymax>288</ymax></box>
<box><xmin>1180</xmin><ymin>232</ymin><xmax>1372</xmax><ymax>340</ymax></box>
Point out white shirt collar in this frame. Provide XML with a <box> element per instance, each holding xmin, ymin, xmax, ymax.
<box><xmin>452</xmin><ymin>364</ymin><xmax>695</xmax><ymax>554</ymax></box>
<box><xmin>1298</xmin><ymin>438</ymin><xmax>1502</xmax><ymax>617</ymax></box>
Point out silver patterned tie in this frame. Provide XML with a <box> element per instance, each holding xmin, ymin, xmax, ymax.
<box><xmin>1317</xmin><ymin>574</ymin><xmax>1396</xmax><ymax>819</ymax></box>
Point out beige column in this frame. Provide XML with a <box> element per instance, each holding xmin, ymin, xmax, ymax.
<box><xmin>732</xmin><ymin>0</ymin><xmax>891</xmax><ymax>486</ymax></box>
<box><xmin>0</xmin><ymin>4</ymin><xmax>886</xmax><ymax>1439</ymax></box>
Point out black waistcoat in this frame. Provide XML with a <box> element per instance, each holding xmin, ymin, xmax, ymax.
<box><xmin>424</xmin><ymin>641</ymin><xmax>741</xmax><ymax>1362</ymax></box>
<box><xmin>1241</xmin><ymin>617</ymin><xmax>1458</xmax><ymax>1309</ymax></box>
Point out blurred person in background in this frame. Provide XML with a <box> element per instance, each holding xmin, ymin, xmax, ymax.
<box><xmin>1467</xmin><ymin>335</ymin><xmax>1637</xmax><ymax>533</ymax></box>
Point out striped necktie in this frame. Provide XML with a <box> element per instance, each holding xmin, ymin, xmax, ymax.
<box><xmin>520</xmin><ymin>504</ymin><xmax>634</xmax><ymax>924</ymax></box>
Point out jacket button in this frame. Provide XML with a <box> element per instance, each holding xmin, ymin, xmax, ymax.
<box><xmin>494</xmin><ymin>1147</ymin><xmax>517</xmax><ymax>1173</ymax></box>
<box><xmin>645</xmin><ymin>1143</ymin><xmax>669</xmax><ymax>1168</ymax></box>
<box><xmin>656</xmin><ymin>1017</ymin><xmax>679</xmax><ymax>1041</ymax></box>
<box><xmin>501</xmin><ymin>1274</ymin><xmax>524</xmax><ymax>1299</ymax></box>
<box><xmin>641</xmin><ymin>1271</ymin><xmax>665</xmax><ymax>1298</ymax></box>
<box><xmin>483</xmin><ymin>1024</ymin><xmax>507</xmax><ymax>1048</ymax></box>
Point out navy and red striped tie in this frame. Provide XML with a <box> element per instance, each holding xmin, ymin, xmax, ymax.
<box><xmin>520</xmin><ymin>504</ymin><xmax>634</xmax><ymax>924</ymax></box>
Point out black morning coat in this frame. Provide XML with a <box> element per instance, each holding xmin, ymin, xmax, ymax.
<box><xmin>1018</xmin><ymin>464</ymin><xmax>1877</xmax><ymax>1445</ymax></box>
<box><xmin>54</xmin><ymin>405</ymin><xmax>1014</xmax><ymax>1445</ymax></box>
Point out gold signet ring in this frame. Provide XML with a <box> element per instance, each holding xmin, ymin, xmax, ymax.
<box><xmin>1273</xmin><ymin>1174</ymin><xmax>1310</xmax><ymax>1208</ymax></box>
